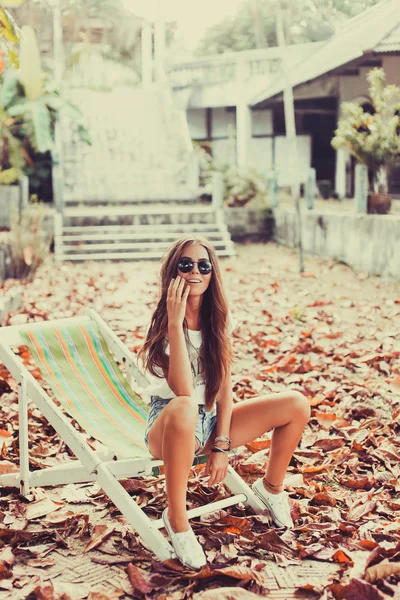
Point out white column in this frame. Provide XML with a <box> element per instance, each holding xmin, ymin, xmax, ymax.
<box><xmin>141</xmin><ymin>24</ymin><xmax>153</xmax><ymax>88</ymax></box>
<box><xmin>335</xmin><ymin>146</ymin><xmax>347</xmax><ymax>199</ymax></box>
<box><xmin>236</xmin><ymin>102</ymin><xmax>252</xmax><ymax>167</ymax></box>
<box><xmin>154</xmin><ymin>17</ymin><xmax>166</xmax><ymax>82</ymax></box>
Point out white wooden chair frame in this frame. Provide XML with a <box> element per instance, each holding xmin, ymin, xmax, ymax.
<box><xmin>0</xmin><ymin>309</ymin><xmax>263</xmax><ymax>561</ymax></box>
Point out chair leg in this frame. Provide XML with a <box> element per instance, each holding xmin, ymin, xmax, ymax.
<box><xmin>18</xmin><ymin>376</ymin><xmax>30</xmax><ymax>497</ymax></box>
<box><xmin>95</xmin><ymin>462</ymin><xmax>174</xmax><ymax>561</ymax></box>
<box><xmin>223</xmin><ymin>465</ymin><xmax>264</xmax><ymax>514</ymax></box>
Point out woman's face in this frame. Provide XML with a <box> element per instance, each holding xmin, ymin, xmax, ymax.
<box><xmin>177</xmin><ymin>242</ymin><xmax>212</xmax><ymax>297</ymax></box>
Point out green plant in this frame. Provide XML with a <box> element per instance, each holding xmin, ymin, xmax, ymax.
<box><xmin>0</xmin><ymin>25</ymin><xmax>91</xmax><ymax>179</ymax></box>
<box><xmin>196</xmin><ymin>145</ymin><xmax>268</xmax><ymax>207</ymax></box>
<box><xmin>7</xmin><ymin>199</ymin><xmax>52</xmax><ymax>280</ymax></box>
<box><xmin>332</xmin><ymin>68</ymin><xmax>400</xmax><ymax>193</ymax></box>
<box><xmin>223</xmin><ymin>163</ymin><xmax>267</xmax><ymax>207</ymax></box>
<box><xmin>0</xmin><ymin>7</ymin><xmax>20</xmax><ymax>69</ymax></box>
<box><xmin>0</xmin><ymin>167</ymin><xmax>18</xmax><ymax>184</ymax></box>
<box><xmin>292</xmin><ymin>307</ymin><xmax>306</xmax><ymax>323</ymax></box>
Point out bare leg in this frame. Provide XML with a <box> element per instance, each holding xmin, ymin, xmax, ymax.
<box><xmin>203</xmin><ymin>391</ymin><xmax>310</xmax><ymax>492</ymax></box>
<box><xmin>147</xmin><ymin>395</ymin><xmax>200</xmax><ymax>532</ymax></box>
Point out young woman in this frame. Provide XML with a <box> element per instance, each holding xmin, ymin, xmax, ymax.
<box><xmin>138</xmin><ymin>236</ymin><xmax>310</xmax><ymax>570</ymax></box>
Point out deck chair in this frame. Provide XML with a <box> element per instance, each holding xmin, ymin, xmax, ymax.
<box><xmin>0</xmin><ymin>308</ymin><xmax>263</xmax><ymax>561</ymax></box>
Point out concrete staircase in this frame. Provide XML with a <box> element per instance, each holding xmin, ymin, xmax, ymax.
<box><xmin>55</xmin><ymin>85</ymin><xmax>234</xmax><ymax>261</ymax></box>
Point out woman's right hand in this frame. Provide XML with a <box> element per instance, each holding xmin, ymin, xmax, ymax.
<box><xmin>167</xmin><ymin>276</ymin><xmax>190</xmax><ymax>327</ymax></box>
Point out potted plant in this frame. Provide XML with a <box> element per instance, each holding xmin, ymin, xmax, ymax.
<box><xmin>332</xmin><ymin>67</ymin><xmax>400</xmax><ymax>214</ymax></box>
<box><xmin>196</xmin><ymin>145</ymin><xmax>268</xmax><ymax>208</ymax></box>
<box><xmin>223</xmin><ymin>164</ymin><xmax>267</xmax><ymax>207</ymax></box>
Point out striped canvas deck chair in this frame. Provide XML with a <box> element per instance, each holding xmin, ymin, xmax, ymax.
<box><xmin>0</xmin><ymin>308</ymin><xmax>263</xmax><ymax>561</ymax></box>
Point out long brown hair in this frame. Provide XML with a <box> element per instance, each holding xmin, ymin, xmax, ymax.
<box><xmin>137</xmin><ymin>236</ymin><xmax>232</xmax><ymax>410</ymax></box>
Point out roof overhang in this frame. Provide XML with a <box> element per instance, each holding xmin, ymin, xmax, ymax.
<box><xmin>250</xmin><ymin>51</ymin><xmax>383</xmax><ymax>108</ymax></box>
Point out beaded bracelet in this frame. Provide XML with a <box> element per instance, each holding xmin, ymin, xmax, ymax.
<box><xmin>215</xmin><ymin>436</ymin><xmax>231</xmax><ymax>445</ymax></box>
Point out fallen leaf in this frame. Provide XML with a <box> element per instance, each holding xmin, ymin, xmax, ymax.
<box><xmin>364</xmin><ymin>559</ymin><xmax>400</xmax><ymax>583</ymax></box>
<box><xmin>26</xmin><ymin>499</ymin><xmax>65</xmax><ymax>520</ymax></box>
<box><xmin>126</xmin><ymin>563</ymin><xmax>153</xmax><ymax>594</ymax></box>
<box><xmin>84</xmin><ymin>524</ymin><xmax>114</xmax><ymax>552</ymax></box>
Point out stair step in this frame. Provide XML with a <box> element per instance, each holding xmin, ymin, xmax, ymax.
<box><xmin>60</xmin><ymin>240</ymin><xmax>230</xmax><ymax>253</ymax></box>
<box><xmin>56</xmin><ymin>248</ymin><xmax>235</xmax><ymax>261</ymax></box>
<box><xmin>64</xmin><ymin>197</ymin><xmax>197</xmax><ymax>204</ymax></box>
<box><xmin>60</xmin><ymin>231</ymin><xmax>228</xmax><ymax>243</ymax></box>
<box><xmin>64</xmin><ymin>205</ymin><xmax>217</xmax><ymax>217</ymax></box>
<box><xmin>62</xmin><ymin>223</ymin><xmax>223</xmax><ymax>234</ymax></box>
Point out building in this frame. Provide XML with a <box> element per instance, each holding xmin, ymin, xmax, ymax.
<box><xmin>165</xmin><ymin>0</ymin><xmax>400</xmax><ymax>197</ymax></box>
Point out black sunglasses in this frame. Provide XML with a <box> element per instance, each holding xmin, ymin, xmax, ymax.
<box><xmin>177</xmin><ymin>257</ymin><xmax>213</xmax><ymax>275</ymax></box>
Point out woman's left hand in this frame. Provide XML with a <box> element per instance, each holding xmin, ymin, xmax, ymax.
<box><xmin>205</xmin><ymin>452</ymin><xmax>229</xmax><ymax>486</ymax></box>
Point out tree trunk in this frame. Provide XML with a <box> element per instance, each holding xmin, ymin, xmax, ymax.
<box><xmin>251</xmin><ymin>0</ymin><xmax>268</xmax><ymax>48</ymax></box>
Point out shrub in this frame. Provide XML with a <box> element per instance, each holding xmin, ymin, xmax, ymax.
<box><xmin>6</xmin><ymin>199</ymin><xmax>52</xmax><ymax>279</ymax></box>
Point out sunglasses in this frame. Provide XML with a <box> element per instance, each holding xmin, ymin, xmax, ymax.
<box><xmin>177</xmin><ymin>257</ymin><xmax>213</xmax><ymax>275</ymax></box>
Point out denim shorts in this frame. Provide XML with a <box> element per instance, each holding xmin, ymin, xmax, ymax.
<box><xmin>144</xmin><ymin>396</ymin><xmax>217</xmax><ymax>456</ymax></box>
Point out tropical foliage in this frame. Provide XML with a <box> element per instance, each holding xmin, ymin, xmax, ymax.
<box><xmin>332</xmin><ymin>68</ymin><xmax>400</xmax><ymax>193</ymax></box>
<box><xmin>0</xmin><ymin>6</ymin><xmax>20</xmax><ymax>69</ymax></box>
<box><xmin>0</xmin><ymin>24</ymin><xmax>90</xmax><ymax>195</ymax></box>
<box><xmin>196</xmin><ymin>0</ymin><xmax>384</xmax><ymax>55</ymax></box>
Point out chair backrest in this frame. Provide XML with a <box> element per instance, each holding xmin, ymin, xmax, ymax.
<box><xmin>21</xmin><ymin>319</ymin><xmax>150</xmax><ymax>458</ymax></box>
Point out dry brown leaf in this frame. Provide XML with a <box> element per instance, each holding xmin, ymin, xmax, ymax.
<box><xmin>126</xmin><ymin>563</ymin><xmax>153</xmax><ymax>594</ymax></box>
<box><xmin>26</xmin><ymin>498</ymin><xmax>65</xmax><ymax>520</ymax></box>
<box><xmin>0</xmin><ymin>460</ymin><xmax>19</xmax><ymax>474</ymax></box>
<box><xmin>0</xmin><ymin>546</ymin><xmax>15</xmax><ymax>566</ymax></box>
<box><xmin>195</xmin><ymin>588</ymin><xmax>261</xmax><ymax>599</ymax></box>
<box><xmin>364</xmin><ymin>559</ymin><xmax>400</xmax><ymax>583</ymax></box>
<box><xmin>330</xmin><ymin>577</ymin><xmax>385</xmax><ymax>599</ymax></box>
<box><xmin>244</xmin><ymin>439</ymin><xmax>271</xmax><ymax>452</ymax></box>
<box><xmin>84</xmin><ymin>524</ymin><xmax>114</xmax><ymax>552</ymax></box>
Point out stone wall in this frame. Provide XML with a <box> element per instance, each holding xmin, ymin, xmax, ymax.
<box><xmin>224</xmin><ymin>207</ymin><xmax>274</xmax><ymax>241</ymax></box>
<box><xmin>273</xmin><ymin>208</ymin><xmax>400</xmax><ymax>280</ymax></box>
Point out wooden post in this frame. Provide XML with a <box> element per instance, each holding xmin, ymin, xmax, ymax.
<box><xmin>355</xmin><ymin>163</ymin><xmax>368</xmax><ymax>213</ymax></box>
<box><xmin>305</xmin><ymin>168</ymin><xmax>316</xmax><ymax>210</ymax></box>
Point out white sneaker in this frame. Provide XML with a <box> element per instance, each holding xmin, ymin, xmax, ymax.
<box><xmin>162</xmin><ymin>508</ymin><xmax>207</xmax><ymax>570</ymax></box>
<box><xmin>252</xmin><ymin>478</ymin><xmax>294</xmax><ymax>528</ymax></box>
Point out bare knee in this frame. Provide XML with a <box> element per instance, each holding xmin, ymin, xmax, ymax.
<box><xmin>164</xmin><ymin>395</ymin><xmax>197</xmax><ymax>433</ymax></box>
<box><xmin>290</xmin><ymin>392</ymin><xmax>311</xmax><ymax>423</ymax></box>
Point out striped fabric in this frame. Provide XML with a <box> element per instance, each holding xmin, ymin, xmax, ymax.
<box><xmin>22</xmin><ymin>321</ymin><xmax>151</xmax><ymax>458</ymax></box>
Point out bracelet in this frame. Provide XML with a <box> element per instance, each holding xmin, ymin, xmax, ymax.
<box><xmin>211</xmin><ymin>446</ymin><xmax>229</xmax><ymax>454</ymax></box>
<box><xmin>215</xmin><ymin>436</ymin><xmax>231</xmax><ymax>445</ymax></box>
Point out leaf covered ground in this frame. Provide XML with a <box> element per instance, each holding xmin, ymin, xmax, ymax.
<box><xmin>1</xmin><ymin>242</ymin><xmax>400</xmax><ymax>600</ymax></box>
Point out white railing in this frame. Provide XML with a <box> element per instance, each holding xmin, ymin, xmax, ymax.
<box><xmin>167</xmin><ymin>48</ymin><xmax>282</xmax><ymax>88</ymax></box>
